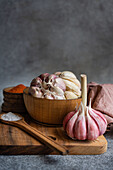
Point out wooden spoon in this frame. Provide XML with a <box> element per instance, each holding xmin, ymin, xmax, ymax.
<box><xmin>0</xmin><ymin>113</ymin><xmax>69</xmax><ymax>155</ymax></box>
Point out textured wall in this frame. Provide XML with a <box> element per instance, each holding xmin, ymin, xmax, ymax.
<box><xmin>0</xmin><ymin>0</ymin><xmax>113</xmax><ymax>96</ymax></box>
<box><xmin>0</xmin><ymin>1</ymin><xmax>113</xmax><ymax>168</ymax></box>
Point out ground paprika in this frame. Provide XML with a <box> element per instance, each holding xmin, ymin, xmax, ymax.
<box><xmin>8</xmin><ymin>84</ymin><xmax>26</xmax><ymax>93</ymax></box>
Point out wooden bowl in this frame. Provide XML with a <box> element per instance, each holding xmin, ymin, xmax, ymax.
<box><xmin>3</xmin><ymin>87</ymin><xmax>23</xmax><ymax>99</ymax></box>
<box><xmin>23</xmin><ymin>87</ymin><xmax>82</xmax><ymax>126</ymax></box>
<box><xmin>2</xmin><ymin>87</ymin><xmax>27</xmax><ymax>113</ymax></box>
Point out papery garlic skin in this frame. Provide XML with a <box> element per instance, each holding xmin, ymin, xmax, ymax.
<box><xmin>59</xmin><ymin>71</ymin><xmax>76</xmax><ymax>79</ymax></box>
<box><xmin>63</xmin><ymin>111</ymin><xmax>75</xmax><ymax>130</ymax></box>
<box><xmin>89</xmin><ymin>108</ymin><xmax>107</xmax><ymax>136</ymax></box>
<box><xmin>63</xmin><ymin>100</ymin><xmax>107</xmax><ymax>140</ymax></box>
<box><xmin>54</xmin><ymin>95</ymin><xmax>65</xmax><ymax>100</ymax></box>
<box><xmin>39</xmin><ymin>73</ymin><xmax>50</xmax><ymax>81</ymax></box>
<box><xmin>44</xmin><ymin>93</ymin><xmax>55</xmax><ymax>99</ymax></box>
<box><xmin>63</xmin><ymin>79</ymin><xmax>81</xmax><ymax>96</ymax></box>
<box><xmin>42</xmin><ymin>74</ymin><xmax>66</xmax><ymax>92</ymax></box>
<box><xmin>74</xmin><ymin>103</ymin><xmax>87</xmax><ymax>140</ymax></box>
<box><xmin>30</xmin><ymin>77</ymin><xmax>42</xmax><ymax>88</ymax></box>
<box><xmin>29</xmin><ymin>86</ymin><xmax>44</xmax><ymax>98</ymax></box>
<box><xmin>62</xmin><ymin>77</ymin><xmax>81</xmax><ymax>89</ymax></box>
<box><xmin>66</xmin><ymin>110</ymin><xmax>79</xmax><ymax>138</ymax></box>
<box><xmin>54</xmin><ymin>77</ymin><xmax>66</xmax><ymax>92</ymax></box>
<box><xmin>54</xmin><ymin>72</ymin><xmax>61</xmax><ymax>77</ymax></box>
<box><xmin>86</xmin><ymin>107</ymin><xmax>99</xmax><ymax>140</ymax></box>
<box><xmin>45</xmin><ymin>74</ymin><xmax>57</xmax><ymax>85</ymax></box>
<box><xmin>41</xmin><ymin>86</ymin><xmax>65</xmax><ymax>100</ymax></box>
<box><xmin>55</xmin><ymin>71</ymin><xmax>81</xmax><ymax>99</ymax></box>
<box><xmin>50</xmin><ymin>86</ymin><xmax>64</xmax><ymax>96</ymax></box>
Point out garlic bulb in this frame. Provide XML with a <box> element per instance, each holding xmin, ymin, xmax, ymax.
<box><xmin>63</xmin><ymin>74</ymin><xmax>107</xmax><ymax>140</ymax></box>
<box><xmin>63</xmin><ymin>100</ymin><xmax>107</xmax><ymax>140</ymax></box>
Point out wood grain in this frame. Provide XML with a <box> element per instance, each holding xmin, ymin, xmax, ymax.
<box><xmin>2</xmin><ymin>87</ymin><xmax>27</xmax><ymax>113</ymax></box>
<box><xmin>23</xmin><ymin>88</ymin><xmax>82</xmax><ymax>125</ymax></box>
<box><xmin>4</xmin><ymin>98</ymin><xmax>24</xmax><ymax>104</ymax></box>
<box><xmin>0</xmin><ymin>115</ymin><xmax>107</xmax><ymax>155</ymax></box>
<box><xmin>3</xmin><ymin>87</ymin><xmax>23</xmax><ymax>99</ymax></box>
<box><xmin>2</xmin><ymin>104</ymin><xmax>27</xmax><ymax>113</ymax></box>
<box><xmin>0</xmin><ymin>114</ymin><xmax>68</xmax><ymax>155</ymax></box>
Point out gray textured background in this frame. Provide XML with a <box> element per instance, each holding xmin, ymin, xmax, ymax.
<box><xmin>1</xmin><ymin>0</ymin><xmax>113</xmax><ymax>89</ymax></box>
<box><xmin>0</xmin><ymin>0</ymin><xmax>113</xmax><ymax>169</ymax></box>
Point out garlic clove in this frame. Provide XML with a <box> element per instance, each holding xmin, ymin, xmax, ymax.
<box><xmin>62</xmin><ymin>77</ymin><xmax>81</xmax><ymax>88</ymax></box>
<box><xmin>86</xmin><ymin>107</ymin><xmax>99</xmax><ymax>140</ymax></box>
<box><xmin>39</xmin><ymin>73</ymin><xmax>50</xmax><ymax>81</ymax></box>
<box><xmin>89</xmin><ymin>108</ymin><xmax>107</xmax><ymax>136</ymax></box>
<box><xmin>42</xmin><ymin>74</ymin><xmax>57</xmax><ymax>89</ymax></box>
<box><xmin>30</xmin><ymin>77</ymin><xmax>42</xmax><ymax>88</ymax></box>
<box><xmin>42</xmin><ymin>81</ymin><xmax>49</xmax><ymax>90</ymax></box>
<box><xmin>29</xmin><ymin>86</ymin><xmax>36</xmax><ymax>95</ymax></box>
<box><xmin>29</xmin><ymin>86</ymin><xmax>43</xmax><ymax>98</ymax></box>
<box><xmin>44</xmin><ymin>91</ymin><xmax>55</xmax><ymax>99</ymax></box>
<box><xmin>64</xmin><ymin>91</ymin><xmax>78</xmax><ymax>99</ymax></box>
<box><xmin>54</xmin><ymin>95</ymin><xmax>65</xmax><ymax>100</ymax></box>
<box><xmin>50</xmin><ymin>86</ymin><xmax>64</xmax><ymax>96</ymax></box>
<box><xmin>74</xmin><ymin>103</ymin><xmax>87</xmax><ymax>140</ymax></box>
<box><xmin>54</xmin><ymin>77</ymin><xmax>66</xmax><ymax>92</ymax></box>
<box><xmin>66</xmin><ymin>109</ymin><xmax>79</xmax><ymax>138</ymax></box>
<box><xmin>40</xmin><ymin>73</ymin><xmax>50</xmax><ymax>89</ymax></box>
<box><xmin>45</xmin><ymin>94</ymin><xmax>54</xmax><ymax>99</ymax></box>
<box><xmin>63</xmin><ymin>79</ymin><xmax>81</xmax><ymax>95</ymax></box>
<box><xmin>72</xmin><ymin>90</ymin><xmax>81</xmax><ymax>97</ymax></box>
<box><xmin>92</xmin><ymin>108</ymin><xmax>107</xmax><ymax>127</ymax></box>
<box><xmin>54</xmin><ymin>72</ymin><xmax>61</xmax><ymax>77</ymax></box>
<box><xmin>63</xmin><ymin>111</ymin><xmax>75</xmax><ymax>130</ymax></box>
<box><xmin>46</xmin><ymin>74</ymin><xmax>57</xmax><ymax>84</ymax></box>
<box><xmin>59</xmin><ymin>71</ymin><xmax>76</xmax><ymax>79</ymax></box>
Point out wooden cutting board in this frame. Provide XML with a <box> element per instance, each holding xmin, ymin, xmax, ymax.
<box><xmin>0</xmin><ymin>113</ymin><xmax>107</xmax><ymax>155</ymax></box>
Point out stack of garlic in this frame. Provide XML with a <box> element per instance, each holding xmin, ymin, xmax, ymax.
<box><xmin>29</xmin><ymin>71</ymin><xmax>81</xmax><ymax>100</ymax></box>
<box><xmin>55</xmin><ymin>71</ymin><xmax>81</xmax><ymax>99</ymax></box>
<box><xmin>29</xmin><ymin>73</ymin><xmax>66</xmax><ymax>99</ymax></box>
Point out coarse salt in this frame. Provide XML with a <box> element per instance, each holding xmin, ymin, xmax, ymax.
<box><xmin>1</xmin><ymin>112</ymin><xmax>22</xmax><ymax>121</ymax></box>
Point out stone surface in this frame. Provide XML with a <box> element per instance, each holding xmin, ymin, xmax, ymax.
<box><xmin>0</xmin><ymin>0</ymin><xmax>113</xmax><ymax>169</ymax></box>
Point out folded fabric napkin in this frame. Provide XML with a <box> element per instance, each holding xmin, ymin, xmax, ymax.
<box><xmin>87</xmin><ymin>82</ymin><xmax>113</xmax><ymax>124</ymax></box>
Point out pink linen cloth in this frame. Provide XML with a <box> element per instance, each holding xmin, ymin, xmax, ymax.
<box><xmin>87</xmin><ymin>82</ymin><xmax>113</xmax><ymax>124</ymax></box>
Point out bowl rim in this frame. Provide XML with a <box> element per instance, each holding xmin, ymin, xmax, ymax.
<box><xmin>23</xmin><ymin>87</ymin><xmax>82</xmax><ymax>101</ymax></box>
<box><xmin>3</xmin><ymin>87</ymin><xmax>24</xmax><ymax>95</ymax></box>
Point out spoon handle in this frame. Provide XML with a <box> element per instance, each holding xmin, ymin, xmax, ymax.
<box><xmin>15</xmin><ymin>120</ymin><xmax>69</xmax><ymax>155</ymax></box>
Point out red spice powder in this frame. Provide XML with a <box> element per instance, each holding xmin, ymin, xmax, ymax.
<box><xmin>8</xmin><ymin>84</ymin><xmax>26</xmax><ymax>93</ymax></box>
